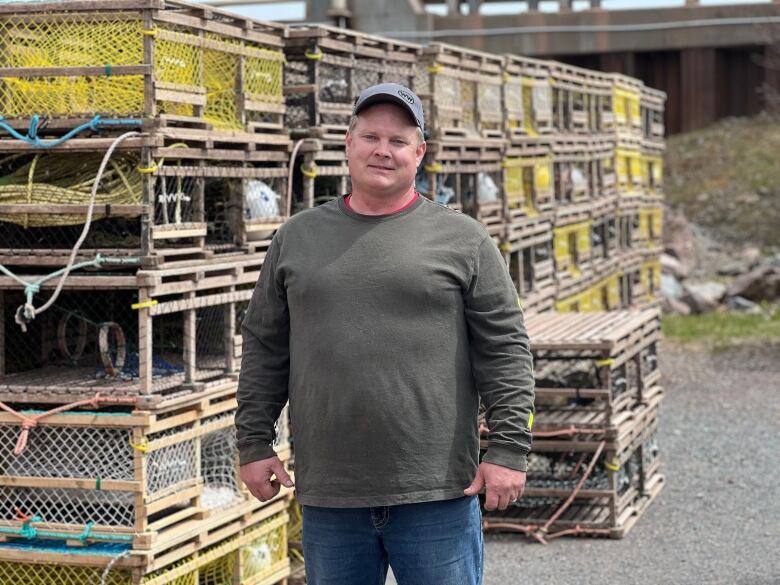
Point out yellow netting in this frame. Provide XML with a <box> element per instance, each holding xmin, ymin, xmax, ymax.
<box><xmin>504</xmin><ymin>163</ymin><xmax>525</xmax><ymax>208</ymax></box>
<box><xmin>154</xmin><ymin>29</ymin><xmax>203</xmax><ymax>118</ymax></box>
<box><xmin>0</xmin><ymin>561</ymin><xmax>132</xmax><ymax>585</ymax></box>
<box><xmin>199</xmin><ymin>550</ymin><xmax>237</xmax><ymax>585</ymax></box>
<box><xmin>0</xmin><ymin>15</ymin><xmax>144</xmax><ymax>117</ymax></box>
<box><xmin>245</xmin><ymin>52</ymin><xmax>285</xmax><ymax>104</ymax></box>
<box><xmin>460</xmin><ymin>78</ymin><xmax>476</xmax><ymax>131</ymax></box>
<box><xmin>0</xmin><ymin>152</ymin><xmax>142</xmax><ymax>227</ymax></box>
<box><xmin>242</xmin><ymin>515</ymin><xmax>288</xmax><ymax>581</ymax></box>
<box><xmin>203</xmin><ymin>34</ymin><xmax>241</xmax><ymax>130</ymax></box>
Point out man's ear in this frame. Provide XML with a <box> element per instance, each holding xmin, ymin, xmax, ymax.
<box><xmin>416</xmin><ymin>140</ymin><xmax>427</xmax><ymax>166</ymax></box>
<box><xmin>344</xmin><ymin>131</ymin><xmax>352</xmax><ymax>158</ymax></box>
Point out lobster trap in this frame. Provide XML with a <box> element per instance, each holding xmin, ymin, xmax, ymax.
<box><xmin>0</xmin><ymin>496</ymin><xmax>291</xmax><ymax>584</ymax></box>
<box><xmin>610</xmin><ymin>73</ymin><xmax>644</xmax><ymax>138</ymax></box>
<box><xmin>0</xmin><ymin>387</ymin><xmax>291</xmax><ymax>549</ymax></box>
<box><xmin>590</xmin><ymin>135</ymin><xmax>618</xmax><ymax>219</ymax></box>
<box><xmin>418</xmin><ymin>140</ymin><xmax>505</xmax><ymax>241</ymax></box>
<box><xmin>0</xmin><ymin>150</ymin><xmax>290</xmax><ymax>266</ymax></box>
<box><xmin>418</xmin><ymin>43</ymin><xmax>505</xmax><ymax>141</ymax></box>
<box><xmin>0</xmin><ymin>0</ymin><xmax>287</xmax><ymax>136</ymax></box>
<box><xmin>641</xmin><ymin>86</ymin><xmax>666</xmax><ymax>144</ymax></box>
<box><xmin>502</xmin><ymin>54</ymin><xmax>554</xmax><ymax>138</ymax></box>
<box><xmin>551</xmin><ymin>136</ymin><xmax>593</xmax><ymax>224</ymax></box>
<box><xmin>501</xmin><ymin>217</ymin><xmax>555</xmax><ymax>315</ymax></box>
<box><xmin>482</xmin><ymin>401</ymin><xmax>663</xmax><ymax>541</ymax></box>
<box><xmin>0</xmin><ymin>259</ymin><xmax>265</xmax><ymax>405</ymax></box>
<box><xmin>550</xmin><ymin>62</ymin><xmax>611</xmax><ymax>134</ymax></box>
<box><xmin>291</xmin><ymin>138</ymin><xmax>351</xmax><ymax>211</ymax></box>
<box><xmin>284</xmin><ymin>25</ymin><xmax>421</xmax><ymax>140</ymax></box>
<box><xmin>503</xmin><ymin>138</ymin><xmax>554</xmax><ymax>221</ymax></box>
<box><xmin>525</xmin><ymin>309</ymin><xmax>662</xmax><ymax>418</ymax></box>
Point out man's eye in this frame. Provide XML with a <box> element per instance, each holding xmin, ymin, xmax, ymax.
<box><xmin>392</xmin><ymin>139</ymin><xmax>407</xmax><ymax>145</ymax></box>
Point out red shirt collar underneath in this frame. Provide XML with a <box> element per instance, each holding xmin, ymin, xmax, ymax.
<box><xmin>344</xmin><ymin>193</ymin><xmax>419</xmax><ymax>214</ymax></box>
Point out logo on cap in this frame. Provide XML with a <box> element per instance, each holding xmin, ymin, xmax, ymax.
<box><xmin>397</xmin><ymin>89</ymin><xmax>415</xmax><ymax>105</ymax></box>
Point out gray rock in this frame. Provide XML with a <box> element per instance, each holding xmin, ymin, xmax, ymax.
<box><xmin>741</xmin><ymin>246</ymin><xmax>762</xmax><ymax>268</ymax></box>
<box><xmin>686</xmin><ymin>281</ymin><xmax>727</xmax><ymax>304</ymax></box>
<box><xmin>661</xmin><ymin>253</ymin><xmax>689</xmax><ymax>279</ymax></box>
<box><xmin>662</xmin><ymin>296</ymin><xmax>691</xmax><ymax>315</ymax></box>
<box><xmin>725</xmin><ymin>296</ymin><xmax>762</xmax><ymax>314</ymax></box>
<box><xmin>716</xmin><ymin>261</ymin><xmax>749</xmax><ymax>277</ymax></box>
<box><xmin>663</xmin><ymin>209</ymin><xmax>698</xmax><ymax>273</ymax></box>
<box><xmin>661</xmin><ymin>273</ymin><xmax>684</xmax><ymax>300</ymax></box>
<box><xmin>726</xmin><ymin>265</ymin><xmax>780</xmax><ymax>301</ymax></box>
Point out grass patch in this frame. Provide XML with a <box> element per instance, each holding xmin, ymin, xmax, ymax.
<box><xmin>662</xmin><ymin>304</ymin><xmax>780</xmax><ymax>348</ymax></box>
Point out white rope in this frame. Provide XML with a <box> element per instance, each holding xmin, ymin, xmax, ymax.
<box><xmin>16</xmin><ymin>131</ymin><xmax>142</xmax><ymax>326</ymax></box>
<box><xmin>97</xmin><ymin>548</ymin><xmax>131</xmax><ymax>585</ymax></box>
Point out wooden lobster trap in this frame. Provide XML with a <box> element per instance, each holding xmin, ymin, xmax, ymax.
<box><xmin>501</xmin><ymin>217</ymin><xmax>555</xmax><ymax>315</ymax></box>
<box><xmin>502</xmin><ymin>54</ymin><xmax>554</xmax><ymax>138</ymax></box>
<box><xmin>637</xmin><ymin>205</ymin><xmax>664</xmax><ymax>256</ymax></box>
<box><xmin>642</xmin><ymin>139</ymin><xmax>665</xmax><ymax>202</ymax></box>
<box><xmin>483</xmin><ymin>400</ymin><xmax>663</xmax><ymax>541</ymax></box>
<box><xmin>284</xmin><ymin>25</ymin><xmax>421</xmax><ymax>140</ymax></box>
<box><xmin>589</xmin><ymin>134</ymin><xmax>618</xmax><ymax>219</ymax></box>
<box><xmin>0</xmin><ymin>494</ymin><xmax>291</xmax><ymax>584</ymax></box>
<box><xmin>419</xmin><ymin>140</ymin><xmax>505</xmax><ymax>241</ymax></box>
<box><xmin>0</xmin><ymin>0</ymin><xmax>288</xmax><ymax>138</ymax></box>
<box><xmin>292</xmin><ymin>138</ymin><xmax>350</xmax><ymax>211</ymax></box>
<box><xmin>0</xmin><ymin>254</ymin><xmax>269</xmax><ymax>406</ymax></box>
<box><xmin>503</xmin><ymin>138</ymin><xmax>554</xmax><ymax>222</ymax></box>
<box><xmin>641</xmin><ymin>86</ymin><xmax>667</xmax><ymax>144</ymax></box>
<box><xmin>614</xmin><ymin>134</ymin><xmax>645</xmax><ymax>205</ymax></box>
<box><xmin>551</xmin><ymin>135</ymin><xmax>593</xmax><ymax>225</ymax></box>
<box><xmin>550</xmin><ymin>62</ymin><xmax>610</xmax><ymax>134</ymax></box>
<box><xmin>610</xmin><ymin>73</ymin><xmax>644</xmax><ymax>138</ymax></box>
<box><xmin>525</xmin><ymin>309</ymin><xmax>662</xmax><ymax>416</ymax></box>
<box><xmin>0</xmin><ymin>143</ymin><xmax>291</xmax><ymax>269</ymax></box>
<box><xmin>552</xmin><ymin>219</ymin><xmax>594</xmax><ymax>289</ymax></box>
<box><xmin>418</xmin><ymin>43</ymin><xmax>505</xmax><ymax>142</ymax></box>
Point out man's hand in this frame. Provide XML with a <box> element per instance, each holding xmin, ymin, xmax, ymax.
<box><xmin>240</xmin><ymin>456</ymin><xmax>294</xmax><ymax>502</ymax></box>
<box><xmin>464</xmin><ymin>461</ymin><xmax>526</xmax><ymax>511</ymax></box>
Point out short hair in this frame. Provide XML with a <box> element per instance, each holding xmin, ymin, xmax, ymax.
<box><xmin>348</xmin><ymin>113</ymin><xmax>425</xmax><ymax>146</ymax></box>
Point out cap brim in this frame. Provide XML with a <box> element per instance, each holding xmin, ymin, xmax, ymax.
<box><xmin>354</xmin><ymin>94</ymin><xmax>423</xmax><ymax>130</ymax></box>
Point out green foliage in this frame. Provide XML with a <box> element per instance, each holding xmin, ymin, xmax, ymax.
<box><xmin>662</xmin><ymin>304</ymin><xmax>780</xmax><ymax>348</ymax></box>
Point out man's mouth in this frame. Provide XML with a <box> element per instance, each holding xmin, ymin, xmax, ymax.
<box><xmin>368</xmin><ymin>165</ymin><xmax>394</xmax><ymax>171</ymax></box>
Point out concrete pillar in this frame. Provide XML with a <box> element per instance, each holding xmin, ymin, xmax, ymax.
<box><xmin>528</xmin><ymin>0</ymin><xmax>540</xmax><ymax>11</ymax></box>
<box><xmin>446</xmin><ymin>0</ymin><xmax>459</xmax><ymax>16</ymax></box>
<box><xmin>590</xmin><ymin>0</ymin><xmax>602</xmax><ymax>8</ymax></box>
<box><xmin>559</xmin><ymin>0</ymin><xmax>573</xmax><ymax>10</ymax></box>
<box><xmin>467</xmin><ymin>0</ymin><xmax>481</xmax><ymax>14</ymax></box>
<box><xmin>685</xmin><ymin>0</ymin><xmax>699</xmax><ymax>5</ymax></box>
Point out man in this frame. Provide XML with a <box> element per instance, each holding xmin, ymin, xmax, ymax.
<box><xmin>236</xmin><ymin>83</ymin><xmax>535</xmax><ymax>585</ymax></box>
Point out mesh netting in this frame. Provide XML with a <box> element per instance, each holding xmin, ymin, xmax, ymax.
<box><xmin>478</xmin><ymin>82</ymin><xmax>501</xmax><ymax>129</ymax></box>
<box><xmin>203</xmin><ymin>35</ymin><xmax>241</xmax><ymax>130</ymax></box>
<box><xmin>0</xmin><ymin>560</ymin><xmax>132</xmax><ymax>585</ymax></box>
<box><xmin>154</xmin><ymin>169</ymin><xmax>198</xmax><ymax>229</ymax></box>
<box><xmin>0</xmin><ymin>152</ymin><xmax>142</xmax><ymax>250</ymax></box>
<box><xmin>0</xmin><ymin>485</ymin><xmax>135</xmax><ymax>528</ymax></box>
<box><xmin>201</xmin><ymin>416</ymin><xmax>243</xmax><ymax>511</ymax></box>
<box><xmin>284</xmin><ymin>60</ymin><xmax>311</xmax><ymax>129</ymax></box>
<box><xmin>146</xmin><ymin>425</ymin><xmax>198</xmax><ymax>497</ymax></box>
<box><xmin>0</xmin><ymin>422</ymin><xmax>133</xmax><ymax>480</ymax></box>
<box><xmin>198</xmin><ymin>551</ymin><xmax>236</xmax><ymax>585</ymax></box>
<box><xmin>241</xmin><ymin>516</ymin><xmax>288</xmax><ymax>582</ymax></box>
<box><xmin>526</xmin><ymin>452</ymin><xmax>610</xmax><ymax>491</ymax></box>
<box><xmin>0</xmin><ymin>15</ymin><xmax>145</xmax><ymax>117</ymax></box>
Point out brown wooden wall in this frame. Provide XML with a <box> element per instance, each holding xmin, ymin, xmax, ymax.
<box><xmin>555</xmin><ymin>45</ymin><xmax>777</xmax><ymax>135</ymax></box>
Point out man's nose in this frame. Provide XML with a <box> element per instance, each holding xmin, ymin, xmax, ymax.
<box><xmin>372</xmin><ymin>140</ymin><xmax>391</xmax><ymax>158</ymax></box>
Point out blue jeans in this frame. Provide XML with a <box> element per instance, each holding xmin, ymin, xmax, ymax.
<box><xmin>302</xmin><ymin>496</ymin><xmax>483</xmax><ymax>585</ymax></box>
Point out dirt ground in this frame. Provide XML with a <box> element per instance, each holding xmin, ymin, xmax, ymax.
<box><xmin>482</xmin><ymin>343</ymin><xmax>780</xmax><ymax>585</ymax></box>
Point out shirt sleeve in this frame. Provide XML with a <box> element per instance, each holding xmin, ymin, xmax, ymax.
<box><xmin>235</xmin><ymin>235</ymin><xmax>291</xmax><ymax>465</ymax></box>
<box><xmin>464</xmin><ymin>235</ymin><xmax>535</xmax><ymax>472</ymax></box>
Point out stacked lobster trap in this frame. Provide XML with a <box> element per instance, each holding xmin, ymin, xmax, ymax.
<box><xmin>0</xmin><ymin>1</ymin><xmax>293</xmax><ymax>583</ymax></box>
<box><xmin>482</xmin><ymin>309</ymin><xmax>664</xmax><ymax>541</ymax></box>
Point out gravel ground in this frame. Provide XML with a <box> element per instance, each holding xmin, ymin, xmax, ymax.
<box><xmin>481</xmin><ymin>343</ymin><xmax>780</xmax><ymax>585</ymax></box>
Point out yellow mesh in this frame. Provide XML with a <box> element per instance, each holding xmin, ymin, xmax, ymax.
<box><xmin>0</xmin><ymin>561</ymin><xmax>132</xmax><ymax>585</ymax></box>
<box><xmin>155</xmin><ymin>31</ymin><xmax>202</xmax><ymax>87</ymax></box>
<box><xmin>245</xmin><ymin>51</ymin><xmax>285</xmax><ymax>104</ymax></box>
<box><xmin>0</xmin><ymin>15</ymin><xmax>144</xmax><ymax>117</ymax></box>
<box><xmin>460</xmin><ymin>79</ymin><xmax>476</xmax><ymax>131</ymax></box>
<box><xmin>0</xmin><ymin>152</ymin><xmax>142</xmax><ymax>228</ymax></box>
<box><xmin>504</xmin><ymin>164</ymin><xmax>524</xmax><ymax>208</ymax></box>
<box><xmin>242</xmin><ymin>516</ymin><xmax>288</xmax><ymax>581</ymax></box>
<box><xmin>203</xmin><ymin>34</ymin><xmax>241</xmax><ymax>130</ymax></box>
<box><xmin>199</xmin><ymin>550</ymin><xmax>237</xmax><ymax>585</ymax></box>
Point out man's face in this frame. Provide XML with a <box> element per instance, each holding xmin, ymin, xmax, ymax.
<box><xmin>345</xmin><ymin>103</ymin><xmax>426</xmax><ymax>198</ymax></box>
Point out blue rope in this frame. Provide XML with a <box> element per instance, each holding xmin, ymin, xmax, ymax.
<box><xmin>0</xmin><ymin>115</ymin><xmax>142</xmax><ymax>148</ymax></box>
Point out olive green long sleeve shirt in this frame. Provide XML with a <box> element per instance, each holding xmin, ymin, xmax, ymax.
<box><xmin>236</xmin><ymin>196</ymin><xmax>535</xmax><ymax>507</ymax></box>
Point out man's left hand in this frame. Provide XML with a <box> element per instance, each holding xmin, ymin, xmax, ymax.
<box><xmin>463</xmin><ymin>462</ymin><xmax>526</xmax><ymax>511</ymax></box>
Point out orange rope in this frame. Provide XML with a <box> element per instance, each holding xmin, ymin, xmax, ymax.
<box><xmin>0</xmin><ymin>393</ymin><xmax>138</xmax><ymax>456</ymax></box>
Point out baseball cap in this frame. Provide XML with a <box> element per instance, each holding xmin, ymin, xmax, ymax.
<box><xmin>353</xmin><ymin>83</ymin><xmax>425</xmax><ymax>133</ymax></box>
